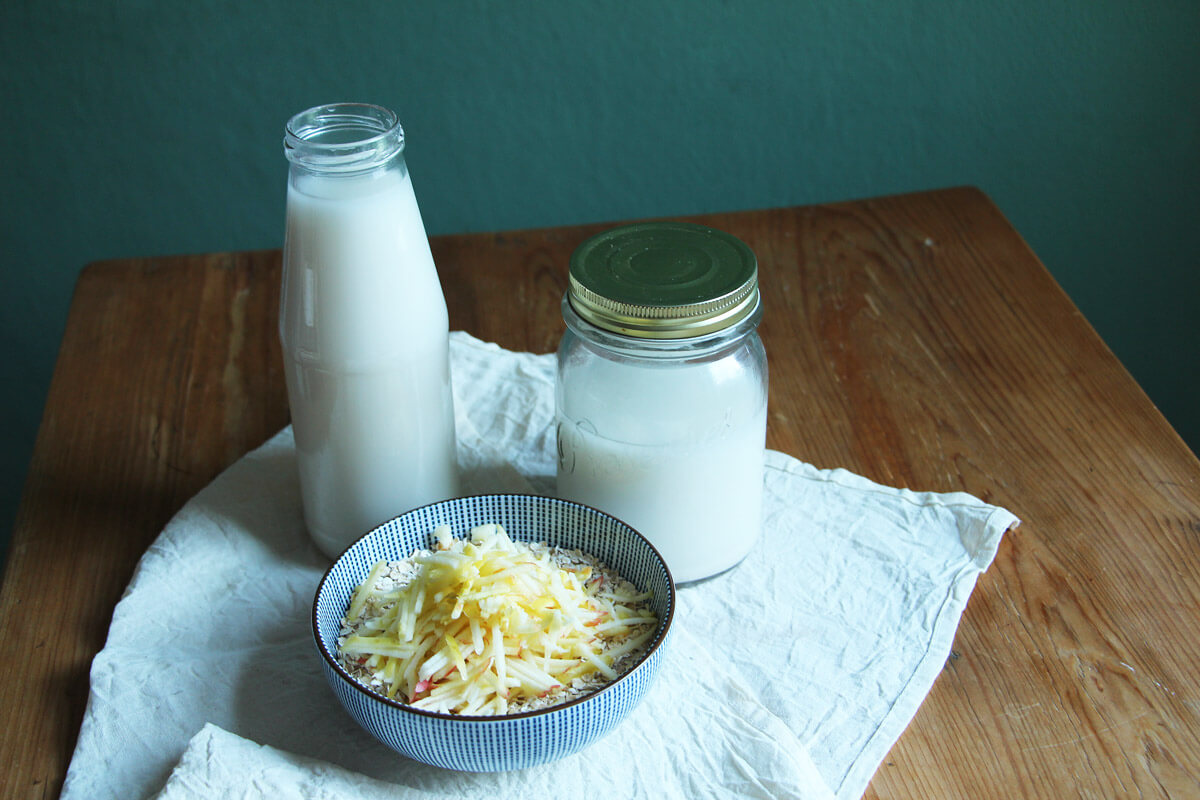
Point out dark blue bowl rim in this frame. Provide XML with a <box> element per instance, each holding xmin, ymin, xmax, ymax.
<box><xmin>312</xmin><ymin>492</ymin><xmax>676</xmax><ymax>722</ymax></box>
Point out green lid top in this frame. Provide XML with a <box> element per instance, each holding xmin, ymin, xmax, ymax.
<box><xmin>567</xmin><ymin>222</ymin><xmax>759</xmax><ymax>339</ymax></box>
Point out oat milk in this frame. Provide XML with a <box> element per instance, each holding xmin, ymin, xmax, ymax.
<box><xmin>281</xmin><ymin>113</ymin><xmax>457</xmax><ymax>557</ymax></box>
<box><xmin>556</xmin><ymin>353</ymin><xmax>767</xmax><ymax>582</ymax></box>
<box><xmin>554</xmin><ymin>222</ymin><xmax>768</xmax><ymax>583</ymax></box>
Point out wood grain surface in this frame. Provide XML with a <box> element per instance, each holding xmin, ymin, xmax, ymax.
<box><xmin>1</xmin><ymin>187</ymin><xmax>1197</xmax><ymax>798</ymax></box>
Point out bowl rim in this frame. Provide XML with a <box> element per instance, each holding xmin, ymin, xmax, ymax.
<box><xmin>312</xmin><ymin>492</ymin><xmax>676</xmax><ymax>722</ymax></box>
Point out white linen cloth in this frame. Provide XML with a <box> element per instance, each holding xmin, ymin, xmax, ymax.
<box><xmin>62</xmin><ymin>332</ymin><xmax>1018</xmax><ymax>800</ymax></box>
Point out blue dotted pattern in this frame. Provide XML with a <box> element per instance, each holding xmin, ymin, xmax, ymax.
<box><xmin>312</xmin><ymin>493</ymin><xmax>676</xmax><ymax>772</ymax></box>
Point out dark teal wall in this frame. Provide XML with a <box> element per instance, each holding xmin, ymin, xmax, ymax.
<box><xmin>2</xmin><ymin>1</ymin><xmax>1197</xmax><ymax>568</ymax></box>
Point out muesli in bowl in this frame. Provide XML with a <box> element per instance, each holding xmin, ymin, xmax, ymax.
<box><xmin>337</xmin><ymin>522</ymin><xmax>660</xmax><ymax>716</ymax></box>
<box><xmin>312</xmin><ymin>493</ymin><xmax>675</xmax><ymax>772</ymax></box>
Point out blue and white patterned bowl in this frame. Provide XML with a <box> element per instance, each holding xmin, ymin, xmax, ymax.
<box><xmin>312</xmin><ymin>493</ymin><xmax>676</xmax><ymax>772</ymax></box>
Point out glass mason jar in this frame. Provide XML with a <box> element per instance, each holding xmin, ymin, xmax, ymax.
<box><xmin>280</xmin><ymin>103</ymin><xmax>458</xmax><ymax>558</ymax></box>
<box><xmin>555</xmin><ymin>222</ymin><xmax>768</xmax><ymax>583</ymax></box>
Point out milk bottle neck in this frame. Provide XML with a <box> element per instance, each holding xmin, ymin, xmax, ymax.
<box><xmin>284</xmin><ymin>103</ymin><xmax>406</xmax><ymax>177</ymax></box>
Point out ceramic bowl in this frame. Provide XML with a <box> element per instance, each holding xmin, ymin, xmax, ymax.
<box><xmin>312</xmin><ymin>493</ymin><xmax>675</xmax><ymax>772</ymax></box>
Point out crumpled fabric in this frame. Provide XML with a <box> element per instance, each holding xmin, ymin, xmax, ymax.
<box><xmin>62</xmin><ymin>332</ymin><xmax>1018</xmax><ymax>800</ymax></box>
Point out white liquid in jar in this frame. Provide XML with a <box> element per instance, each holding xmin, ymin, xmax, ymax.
<box><xmin>556</xmin><ymin>350</ymin><xmax>766</xmax><ymax>583</ymax></box>
<box><xmin>281</xmin><ymin>168</ymin><xmax>457</xmax><ymax>557</ymax></box>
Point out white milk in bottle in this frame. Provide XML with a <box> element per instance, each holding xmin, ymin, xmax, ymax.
<box><xmin>280</xmin><ymin>103</ymin><xmax>457</xmax><ymax>557</ymax></box>
<box><xmin>555</xmin><ymin>222</ymin><xmax>768</xmax><ymax>583</ymax></box>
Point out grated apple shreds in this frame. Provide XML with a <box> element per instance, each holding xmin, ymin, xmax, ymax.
<box><xmin>336</xmin><ymin>523</ymin><xmax>659</xmax><ymax>716</ymax></box>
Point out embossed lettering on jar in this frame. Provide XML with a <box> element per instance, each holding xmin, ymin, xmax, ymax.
<box><xmin>555</xmin><ymin>222</ymin><xmax>768</xmax><ymax>583</ymax></box>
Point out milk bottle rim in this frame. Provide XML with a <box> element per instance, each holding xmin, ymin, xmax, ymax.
<box><xmin>284</xmin><ymin>102</ymin><xmax>405</xmax><ymax>174</ymax></box>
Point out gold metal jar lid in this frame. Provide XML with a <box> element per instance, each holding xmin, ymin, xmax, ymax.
<box><xmin>567</xmin><ymin>222</ymin><xmax>759</xmax><ymax>339</ymax></box>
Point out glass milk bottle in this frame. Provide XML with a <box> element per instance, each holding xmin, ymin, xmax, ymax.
<box><xmin>555</xmin><ymin>222</ymin><xmax>768</xmax><ymax>583</ymax></box>
<box><xmin>280</xmin><ymin>103</ymin><xmax>458</xmax><ymax>558</ymax></box>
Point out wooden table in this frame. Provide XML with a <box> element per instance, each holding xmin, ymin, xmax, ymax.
<box><xmin>2</xmin><ymin>187</ymin><xmax>1197</xmax><ymax>798</ymax></box>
